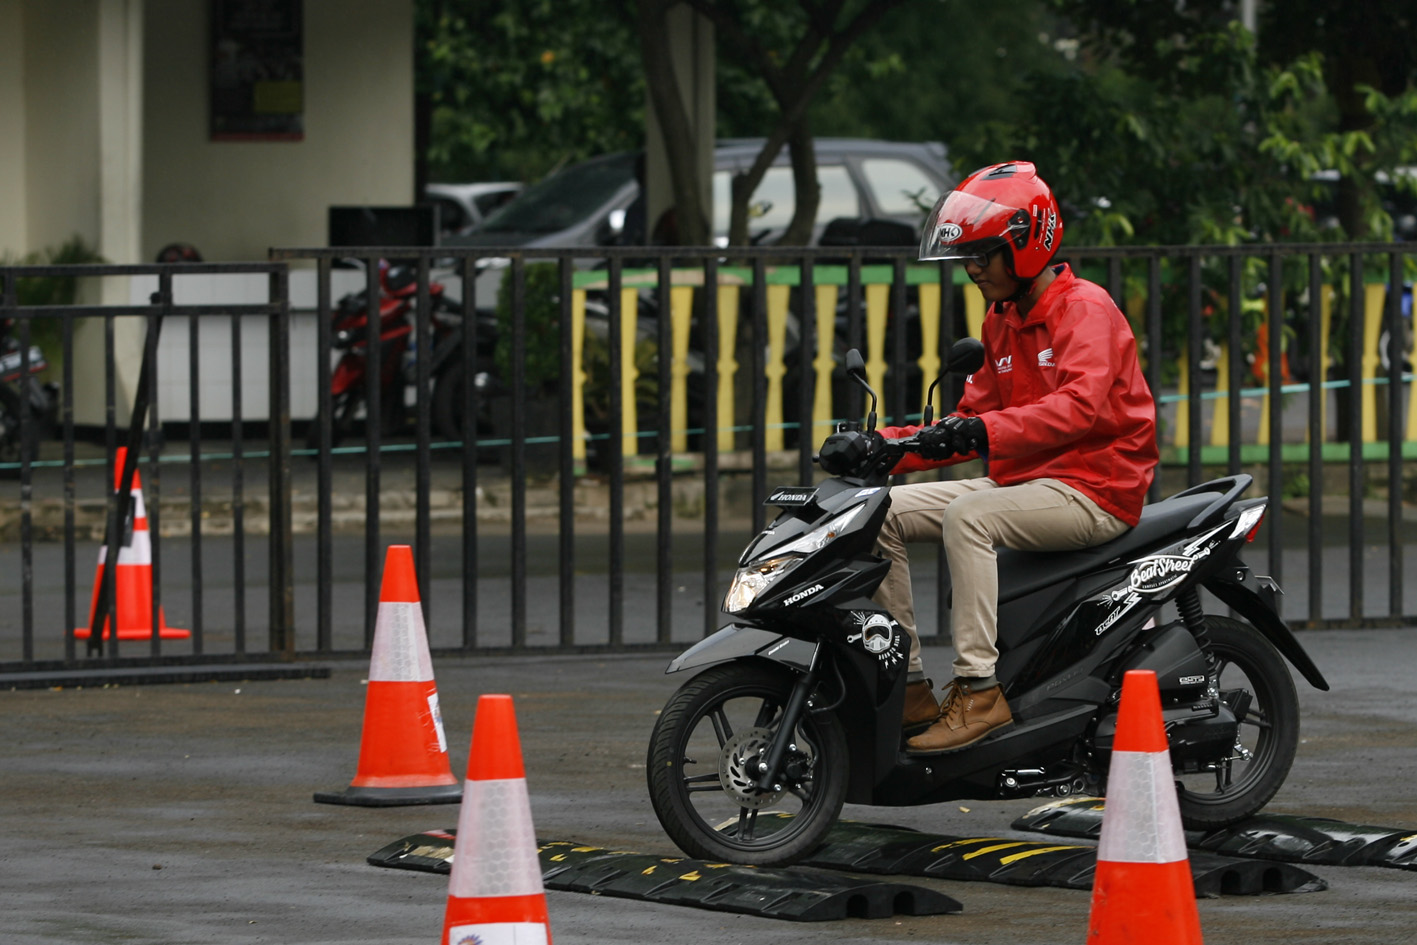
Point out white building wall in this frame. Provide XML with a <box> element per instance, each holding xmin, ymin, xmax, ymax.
<box><xmin>0</xmin><ymin>2</ymin><xmax>28</xmax><ymax>255</ymax></box>
<box><xmin>141</xmin><ymin>0</ymin><xmax>415</xmax><ymax>263</ymax></box>
<box><xmin>20</xmin><ymin>0</ymin><xmax>103</xmax><ymax>255</ymax></box>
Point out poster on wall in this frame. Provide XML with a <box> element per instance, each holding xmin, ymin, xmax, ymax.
<box><xmin>209</xmin><ymin>0</ymin><xmax>304</xmax><ymax>141</ymax></box>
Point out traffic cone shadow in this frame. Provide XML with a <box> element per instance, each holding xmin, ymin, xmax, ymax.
<box><xmin>1086</xmin><ymin>669</ymin><xmax>1203</xmax><ymax>944</ymax></box>
<box><xmin>74</xmin><ymin>447</ymin><xmax>189</xmax><ymax>641</ymax></box>
<box><xmin>442</xmin><ymin>694</ymin><xmax>552</xmax><ymax>945</ymax></box>
<box><xmin>314</xmin><ymin>544</ymin><xmax>461</xmax><ymax>807</ymax></box>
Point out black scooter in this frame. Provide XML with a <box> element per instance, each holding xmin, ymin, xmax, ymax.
<box><xmin>646</xmin><ymin>338</ymin><xmax>1329</xmax><ymax>865</ymax></box>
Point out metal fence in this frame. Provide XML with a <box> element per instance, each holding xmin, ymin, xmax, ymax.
<box><xmin>1</xmin><ymin>243</ymin><xmax>1414</xmax><ymax>684</ymax></box>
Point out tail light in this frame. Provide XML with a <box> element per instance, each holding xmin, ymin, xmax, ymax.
<box><xmin>1231</xmin><ymin>505</ymin><xmax>1266</xmax><ymax>543</ymax></box>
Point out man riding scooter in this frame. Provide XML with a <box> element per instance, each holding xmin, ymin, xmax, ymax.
<box><xmin>818</xmin><ymin>161</ymin><xmax>1159</xmax><ymax>753</ymax></box>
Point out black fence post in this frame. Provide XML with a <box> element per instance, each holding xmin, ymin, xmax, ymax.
<box><xmin>268</xmin><ymin>265</ymin><xmax>294</xmax><ymax>654</ymax></box>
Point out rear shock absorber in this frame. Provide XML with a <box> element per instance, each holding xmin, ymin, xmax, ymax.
<box><xmin>1177</xmin><ymin>588</ymin><xmax>1217</xmax><ymax>675</ymax></box>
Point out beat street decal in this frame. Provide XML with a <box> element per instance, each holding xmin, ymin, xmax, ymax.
<box><xmin>1126</xmin><ymin>523</ymin><xmax>1228</xmax><ymax>595</ymax></box>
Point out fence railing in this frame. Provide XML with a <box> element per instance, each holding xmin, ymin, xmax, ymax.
<box><xmin>0</xmin><ymin>243</ymin><xmax>1413</xmax><ymax>683</ymax></box>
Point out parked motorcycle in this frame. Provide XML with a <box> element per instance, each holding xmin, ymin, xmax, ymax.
<box><xmin>309</xmin><ymin>260</ymin><xmax>477</xmax><ymax>449</ymax></box>
<box><xmin>646</xmin><ymin>338</ymin><xmax>1329</xmax><ymax>865</ymax></box>
<box><xmin>0</xmin><ymin>318</ymin><xmax>55</xmax><ymax>473</ymax></box>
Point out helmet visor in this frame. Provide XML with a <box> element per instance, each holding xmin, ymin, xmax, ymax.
<box><xmin>918</xmin><ymin>190</ymin><xmax>1029</xmax><ymax>261</ymax></box>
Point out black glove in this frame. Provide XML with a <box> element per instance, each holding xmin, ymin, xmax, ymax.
<box><xmin>941</xmin><ymin>415</ymin><xmax>988</xmax><ymax>455</ymax></box>
<box><xmin>916</xmin><ymin>415</ymin><xmax>988</xmax><ymax>460</ymax></box>
<box><xmin>818</xmin><ymin>430</ymin><xmax>884</xmax><ymax>477</ymax></box>
<box><xmin>915</xmin><ymin>420</ymin><xmax>958</xmax><ymax>460</ymax></box>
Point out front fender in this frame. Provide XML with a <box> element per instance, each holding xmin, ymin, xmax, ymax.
<box><xmin>1207</xmin><ymin>567</ymin><xmax>1330</xmax><ymax>691</ymax></box>
<box><xmin>665</xmin><ymin>625</ymin><xmax>817</xmax><ymax>675</ymax></box>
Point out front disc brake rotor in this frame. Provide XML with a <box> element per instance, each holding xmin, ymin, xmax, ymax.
<box><xmin>718</xmin><ymin>726</ymin><xmax>789</xmax><ymax>808</ymax></box>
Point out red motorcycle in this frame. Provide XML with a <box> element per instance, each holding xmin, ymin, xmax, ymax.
<box><xmin>308</xmin><ymin>261</ymin><xmax>462</xmax><ymax>449</ymax></box>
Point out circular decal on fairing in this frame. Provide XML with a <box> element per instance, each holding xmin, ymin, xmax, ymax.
<box><xmin>860</xmin><ymin>614</ymin><xmax>895</xmax><ymax>654</ymax></box>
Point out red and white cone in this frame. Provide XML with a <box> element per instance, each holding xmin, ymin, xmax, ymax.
<box><xmin>314</xmin><ymin>545</ymin><xmax>461</xmax><ymax>806</ymax></box>
<box><xmin>74</xmin><ymin>447</ymin><xmax>189</xmax><ymax>641</ymax></box>
<box><xmin>441</xmin><ymin>694</ymin><xmax>552</xmax><ymax>945</ymax></box>
<box><xmin>1086</xmin><ymin>669</ymin><xmax>1203</xmax><ymax>944</ymax></box>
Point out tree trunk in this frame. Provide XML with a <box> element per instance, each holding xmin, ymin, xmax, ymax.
<box><xmin>636</xmin><ymin>0</ymin><xmax>710</xmax><ymax>246</ymax></box>
<box><xmin>781</xmin><ymin>119</ymin><xmax>820</xmax><ymax>246</ymax></box>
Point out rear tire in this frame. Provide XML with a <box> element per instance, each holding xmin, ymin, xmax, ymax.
<box><xmin>646</xmin><ymin>660</ymin><xmax>848</xmax><ymax>866</ymax></box>
<box><xmin>1174</xmin><ymin>615</ymin><xmax>1300</xmax><ymax>830</ymax></box>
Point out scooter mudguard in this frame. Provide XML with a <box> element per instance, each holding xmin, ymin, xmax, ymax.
<box><xmin>1206</xmin><ymin>567</ymin><xmax>1330</xmax><ymax>691</ymax></box>
<box><xmin>665</xmin><ymin>625</ymin><xmax>817</xmax><ymax>675</ymax></box>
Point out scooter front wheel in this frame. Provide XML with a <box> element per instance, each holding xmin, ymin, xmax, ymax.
<box><xmin>646</xmin><ymin>659</ymin><xmax>848</xmax><ymax>866</ymax></box>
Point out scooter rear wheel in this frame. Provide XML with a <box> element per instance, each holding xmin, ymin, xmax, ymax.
<box><xmin>1174</xmin><ymin>615</ymin><xmax>1300</xmax><ymax>830</ymax></box>
<box><xmin>646</xmin><ymin>659</ymin><xmax>848</xmax><ymax>866</ymax></box>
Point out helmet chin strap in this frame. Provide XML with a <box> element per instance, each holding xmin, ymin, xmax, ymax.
<box><xmin>1005</xmin><ymin>278</ymin><xmax>1035</xmax><ymax>304</ymax></box>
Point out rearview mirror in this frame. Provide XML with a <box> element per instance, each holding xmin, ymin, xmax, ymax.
<box><xmin>845</xmin><ymin>348</ymin><xmax>866</xmax><ymax>380</ymax></box>
<box><xmin>921</xmin><ymin>337</ymin><xmax>985</xmax><ymax>425</ymax></box>
<box><xmin>946</xmin><ymin>337</ymin><xmax>985</xmax><ymax>375</ymax></box>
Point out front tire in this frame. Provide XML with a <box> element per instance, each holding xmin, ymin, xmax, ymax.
<box><xmin>1175</xmin><ymin>615</ymin><xmax>1300</xmax><ymax>830</ymax></box>
<box><xmin>646</xmin><ymin>660</ymin><xmax>848</xmax><ymax>866</ymax></box>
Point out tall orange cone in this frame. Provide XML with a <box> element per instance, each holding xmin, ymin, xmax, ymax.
<box><xmin>74</xmin><ymin>447</ymin><xmax>190</xmax><ymax>640</ymax></box>
<box><xmin>314</xmin><ymin>545</ymin><xmax>461</xmax><ymax>806</ymax></box>
<box><xmin>1086</xmin><ymin>669</ymin><xmax>1203</xmax><ymax>944</ymax></box>
<box><xmin>441</xmin><ymin>694</ymin><xmax>552</xmax><ymax>945</ymax></box>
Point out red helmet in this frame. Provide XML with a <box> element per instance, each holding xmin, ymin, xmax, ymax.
<box><xmin>918</xmin><ymin>161</ymin><xmax>1063</xmax><ymax>279</ymax></box>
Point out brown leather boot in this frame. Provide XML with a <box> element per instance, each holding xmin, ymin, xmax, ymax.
<box><xmin>902</xmin><ymin>679</ymin><xmax>940</xmax><ymax>730</ymax></box>
<box><xmin>905</xmin><ymin>678</ymin><xmax>1013</xmax><ymax>753</ymax></box>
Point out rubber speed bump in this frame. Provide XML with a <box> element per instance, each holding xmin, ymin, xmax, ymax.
<box><xmin>368</xmin><ymin>832</ymin><xmax>962</xmax><ymax>921</ymax></box>
<box><xmin>773</xmin><ymin>817</ymin><xmax>1324</xmax><ymax>896</ymax></box>
<box><xmin>1015</xmin><ymin>796</ymin><xmax>1417</xmax><ymax>871</ymax></box>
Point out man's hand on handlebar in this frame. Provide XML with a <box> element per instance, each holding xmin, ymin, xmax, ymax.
<box><xmin>916</xmin><ymin>415</ymin><xmax>988</xmax><ymax>460</ymax></box>
<box><xmin>818</xmin><ymin>430</ymin><xmax>885</xmax><ymax>477</ymax></box>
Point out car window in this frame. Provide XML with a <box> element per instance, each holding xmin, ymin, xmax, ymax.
<box><xmin>711</xmin><ymin>164</ymin><xmax>858</xmax><ymax>237</ymax></box>
<box><xmin>479</xmin><ymin>154</ymin><xmax>636</xmax><ymax>234</ymax></box>
<box><xmin>474</xmin><ymin>188</ymin><xmax>520</xmax><ymax>216</ymax></box>
<box><xmin>859</xmin><ymin>158</ymin><xmax>939</xmax><ymax>217</ymax></box>
<box><xmin>431</xmin><ymin>197</ymin><xmax>469</xmax><ymax>235</ymax></box>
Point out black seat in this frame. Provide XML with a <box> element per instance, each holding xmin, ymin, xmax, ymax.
<box><xmin>995</xmin><ymin>492</ymin><xmax>1220</xmax><ymax>604</ymax></box>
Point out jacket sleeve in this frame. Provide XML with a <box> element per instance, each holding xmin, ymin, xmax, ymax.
<box><xmin>879</xmin><ymin>356</ymin><xmax>1003</xmax><ymax>475</ymax></box>
<box><xmin>980</xmin><ymin>298</ymin><xmax>1117</xmax><ymax>458</ymax></box>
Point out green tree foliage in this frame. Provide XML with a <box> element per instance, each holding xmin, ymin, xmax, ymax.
<box><xmin>417</xmin><ymin>0</ymin><xmax>646</xmax><ymax>183</ymax></box>
<box><xmin>1038</xmin><ymin>0</ymin><xmax>1417</xmax><ymax>242</ymax></box>
<box><xmin>955</xmin><ymin>21</ymin><xmax>1417</xmax><ymax>248</ymax></box>
<box><xmin>800</xmin><ymin>0</ymin><xmax>1074</xmax><ymax>157</ymax></box>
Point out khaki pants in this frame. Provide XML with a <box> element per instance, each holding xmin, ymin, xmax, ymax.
<box><xmin>873</xmin><ymin>477</ymin><xmax>1129</xmax><ymax>679</ymax></box>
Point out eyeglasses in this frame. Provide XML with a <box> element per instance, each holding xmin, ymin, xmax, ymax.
<box><xmin>957</xmin><ymin>244</ymin><xmax>1002</xmax><ymax>268</ymax></box>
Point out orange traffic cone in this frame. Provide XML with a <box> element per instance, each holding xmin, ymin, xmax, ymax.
<box><xmin>1086</xmin><ymin>669</ymin><xmax>1203</xmax><ymax>944</ymax></box>
<box><xmin>314</xmin><ymin>545</ymin><xmax>461</xmax><ymax>807</ymax></box>
<box><xmin>442</xmin><ymin>694</ymin><xmax>552</xmax><ymax>945</ymax></box>
<box><xmin>74</xmin><ymin>447</ymin><xmax>189</xmax><ymax>641</ymax></box>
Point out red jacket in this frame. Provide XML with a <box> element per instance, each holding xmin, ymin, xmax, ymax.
<box><xmin>884</xmin><ymin>264</ymin><xmax>1158</xmax><ymax>526</ymax></box>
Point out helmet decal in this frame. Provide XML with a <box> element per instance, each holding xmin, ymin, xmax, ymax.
<box><xmin>937</xmin><ymin>222</ymin><xmax>962</xmax><ymax>243</ymax></box>
<box><xmin>1040</xmin><ymin>207</ymin><xmax>1059</xmax><ymax>251</ymax></box>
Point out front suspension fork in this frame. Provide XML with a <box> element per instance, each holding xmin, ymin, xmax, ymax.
<box><xmin>753</xmin><ymin>648</ymin><xmax>822</xmax><ymax>792</ymax></box>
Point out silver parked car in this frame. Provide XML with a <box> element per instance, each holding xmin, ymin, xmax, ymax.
<box><xmin>446</xmin><ymin>138</ymin><xmax>955</xmax><ymax>251</ymax></box>
<box><xmin>423</xmin><ymin>181</ymin><xmax>524</xmax><ymax>240</ymax></box>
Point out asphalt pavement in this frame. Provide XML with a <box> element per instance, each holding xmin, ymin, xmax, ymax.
<box><xmin>5</xmin><ymin>628</ymin><xmax>1417</xmax><ymax>945</ymax></box>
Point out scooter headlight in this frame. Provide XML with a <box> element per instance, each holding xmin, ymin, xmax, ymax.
<box><xmin>724</xmin><ymin>554</ymin><xmax>804</xmax><ymax>614</ymax></box>
<box><xmin>722</xmin><ymin>504</ymin><xmax>865</xmax><ymax>613</ymax></box>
